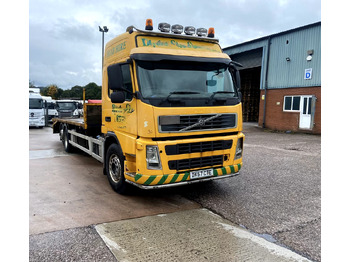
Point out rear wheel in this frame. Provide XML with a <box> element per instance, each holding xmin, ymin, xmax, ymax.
<box><xmin>62</xmin><ymin>127</ymin><xmax>73</xmax><ymax>153</ymax></box>
<box><xmin>105</xmin><ymin>144</ymin><xmax>130</xmax><ymax>194</ymax></box>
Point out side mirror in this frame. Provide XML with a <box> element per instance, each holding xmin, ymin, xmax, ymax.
<box><xmin>108</xmin><ymin>63</ymin><xmax>123</xmax><ymax>91</ymax></box>
<box><xmin>111</xmin><ymin>91</ymin><xmax>125</xmax><ymax>104</ymax></box>
<box><xmin>238</xmin><ymin>91</ymin><xmax>242</xmax><ymax>101</ymax></box>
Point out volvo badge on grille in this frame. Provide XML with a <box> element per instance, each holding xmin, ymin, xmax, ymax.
<box><xmin>198</xmin><ymin>118</ymin><xmax>205</xmax><ymax>126</ymax></box>
<box><xmin>179</xmin><ymin>114</ymin><xmax>222</xmax><ymax>132</ymax></box>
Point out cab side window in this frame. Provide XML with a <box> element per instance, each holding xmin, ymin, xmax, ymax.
<box><xmin>108</xmin><ymin>64</ymin><xmax>133</xmax><ymax>101</ymax></box>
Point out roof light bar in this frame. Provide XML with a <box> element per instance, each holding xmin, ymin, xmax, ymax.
<box><xmin>184</xmin><ymin>26</ymin><xmax>196</xmax><ymax>35</ymax></box>
<box><xmin>158</xmin><ymin>22</ymin><xmax>171</xmax><ymax>33</ymax></box>
<box><xmin>171</xmin><ymin>24</ymin><xmax>183</xmax><ymax>34</ymax></box>
<box><xmin>145</xmin><ymin>19</ymin><xmax>153</xmax><ymax>30</ymax></box>
<box><xmin>196</xmin><ymin>28</ymin><xmax>207</xmax><ymax>37</ymax></box>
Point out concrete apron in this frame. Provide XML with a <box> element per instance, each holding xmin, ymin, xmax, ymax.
<box><xmin>95</xmin><ymin>208</ymin><xmax>311</xmax><ymax>262</ymax></box>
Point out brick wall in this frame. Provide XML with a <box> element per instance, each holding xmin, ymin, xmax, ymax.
<box><xmin>258</xmin><ymin>87</ymin><xmax>321</xmax><ymax>134</ymax></box>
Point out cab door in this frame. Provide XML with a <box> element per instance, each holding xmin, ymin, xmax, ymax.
<box><xmin>103</xmin><ymin>63</ymin><xmax>137</xmax><ymax>136</ymax></box>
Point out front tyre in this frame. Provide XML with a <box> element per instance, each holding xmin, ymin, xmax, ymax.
<box><xmin>105</xmin><ymin>144</ymin><xmax>130</xmax><ymax>194</ymax></box>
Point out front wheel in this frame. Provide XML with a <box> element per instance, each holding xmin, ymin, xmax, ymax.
<box><xmin>105</xmin><ymin>144</ymin><xmax>130</xmax><ymax>194</ymax></box>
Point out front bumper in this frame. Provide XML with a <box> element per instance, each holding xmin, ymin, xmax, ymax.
<box><xmin>29</xmin><ymin>118</ymin><xmax>44</xmax><ymax>127</ymax></box>
<box><xmin>124</xmin><ymin>163</ymin><xmax>242</xmax><ymax>189</ymax></box>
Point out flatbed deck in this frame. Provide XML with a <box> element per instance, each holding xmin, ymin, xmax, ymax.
<box><xmin>52</xmin><ymin>117</ymin><xmax>85</xmax><ymax>128</ymax></box>
<box><xmin>53</xmin><ymin>102</ymin><xmax>102</xmax><ymax>132</ymax></box>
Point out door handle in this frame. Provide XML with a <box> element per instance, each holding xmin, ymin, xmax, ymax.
<box><xmin>105</xmin><ymin>116</ymin><xmax>111</xmax><ymax>122</ymax></box>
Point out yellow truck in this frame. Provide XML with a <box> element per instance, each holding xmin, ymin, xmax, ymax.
<box><xmin>53</xmin><ymin>19</ymin><xmax>244</xmax><ymax>194</ymax></box>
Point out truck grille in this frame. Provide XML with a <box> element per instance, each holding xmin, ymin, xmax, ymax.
<box><xmin>59</xmin><ymin>112</ymin><xmax>72</xmax><ymax>118</ymax></box>
<box><xmin>165</xmin><ymin>140</ymin><xmax>233</xmax><ymax>155</ymax></box>
<box><xmin>168</xmin><ymin>155</ymin><xmax>223</xmax><ymax>171</ymax></box>
<box><xmin>159</xmin><ymin>114</ymin><xmax>236</xmax><ymax>132</ymax></box>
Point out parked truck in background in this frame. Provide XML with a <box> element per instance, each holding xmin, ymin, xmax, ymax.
<box><xmin>29</xmin><ymin>92</ymin><xmax>45</xmax><ymax>128</ymax></box>
<box><xmin>56</xmin><ymin>100</ymin><xmax>81</xmax><ymax>118</ymax></box>
<box><xmin>53</xmin><ymin>19</ymin><xmax>244</xmax><ymax>194</ymax></box>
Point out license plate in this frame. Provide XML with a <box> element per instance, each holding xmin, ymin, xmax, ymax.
<box><xmin>190</xmin><ymin>169</ymin><xmax>213</xmax><ymax>180</ymax></box>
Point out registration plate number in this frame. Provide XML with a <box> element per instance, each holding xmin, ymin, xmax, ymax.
<box><xmin>190</xmin><ymin>169</ymin><xmax>213</xmax><ymax>180</ymax></box>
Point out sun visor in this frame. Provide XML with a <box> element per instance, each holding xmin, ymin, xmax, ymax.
<box><xmin>130</xmin><ymin>47</ymin><xmax>231</xmax><ymax>64</ymax></box>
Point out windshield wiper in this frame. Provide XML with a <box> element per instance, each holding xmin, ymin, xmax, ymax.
<box><xmin>209</xmin><ymin>91</ymin><xmax>236</xmax><ymax>101</ymax></box>
<box><xmin>165</xmin><ymin>91</ymin><xmax>201</xmax><ymax>102</ymax></box>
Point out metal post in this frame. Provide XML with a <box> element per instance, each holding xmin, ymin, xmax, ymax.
<box><xmin>99</xmin><ymin>26</ymin><xmax>109</xmax><ymax>73</ymax></box>
<box><xmin>102</xmin><ymin>32</ymin><xmax>104</xmax><ymax>71</ymax></box>
<box><xmin>262</xmin><ymin>37</ymin><xmax>271</xmax><ymax>128</ymax></box>
<box><xmin>44</xmin><ymin>100</ymin><xmax>49</xmax><ymax>127</ymax></box>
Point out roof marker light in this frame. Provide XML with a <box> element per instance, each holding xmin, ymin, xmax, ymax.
<box><xmin>208</xmin><ymin>27</ymin><xmax>215</xmax><ymax>38</ymax></box>
<box><xmin>171</xmin><ymin>24</ymin><xmax>183</xmax><ymax>34</ymax></box>
<box><xmin>158</xmin><ymin>22</ymin><xmax>171</xmax><ymax>33</ymax></box>
<box><xmin>145</xmin><ymin>19</ymin><xmax>153</xmax><ymax>30</ymax></box>
<box><xmin>184</xmin><ymin>26</ymin><xmax>196</xmax><ymax>35</ymax></box>
<box><xmin>196</xmin><ymin>28</ymin><xmax>207</xmax><ymax>37</ymax></box>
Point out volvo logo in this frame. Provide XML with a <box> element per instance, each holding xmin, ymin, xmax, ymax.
<box><xmin>179</xmin><ymin>114</ymin><xmax>222</xmax><ymax>132</ymax></box>
<box><xmin>198</xmin><ymin>118</ymin><xmax>206</xmax><ymax>126</ymax></box>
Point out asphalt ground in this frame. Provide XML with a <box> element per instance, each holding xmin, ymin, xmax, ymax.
<box><xmin>177</xmin><ymin>123</ymin><xmax>321</xmax><ymax>261</ymax></box>
<box><xmin>28</xmin><ymin>123</ymin><xmax>320</xmax><ymax>261</ymax></box>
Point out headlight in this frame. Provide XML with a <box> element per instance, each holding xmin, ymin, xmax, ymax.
<box><xmin>73</xmin><ymin>109</ymin><xmax>79</xmax><ymax>116</ymax></box>
<box><xmin>234</xmin><ymin>138</ymin><xmax>243</xmax><ymax>160</ymax></box>
<box><xmin>146</xmin><ymin>145</ymin><xmax>162</xmax><ymax>169</ymax></box>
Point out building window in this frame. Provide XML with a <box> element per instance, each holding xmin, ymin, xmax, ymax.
<box><xmin>284</xmin><ymin>96</ymin><xmax>301</xmax><ymax>112</ymax></box>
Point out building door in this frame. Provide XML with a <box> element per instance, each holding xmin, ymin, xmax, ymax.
<box><xmin>230</xmin><ymin>48</ymin><xmax>263</xmax><ymax>122</ymax></box>
<box><xmin>239</xmin><ymin>67</ymin><xmax>261</xmax><ymax>122</ymax></box>
<box><xmin>299</xmin><ymin>95</ymin><xmax>315</xmax><ymax>129</ymax></box>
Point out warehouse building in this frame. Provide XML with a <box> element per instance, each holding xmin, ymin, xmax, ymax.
<box><xmin>224</xmin><ymin>22</ymin><xmax>321</xmax><ymax>134</ymax></box>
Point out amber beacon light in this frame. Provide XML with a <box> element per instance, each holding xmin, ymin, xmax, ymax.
<box><xmin>208</xmin><ymin>27</ymin><xmax>215</xmax><ymax>38</ymax></box>
<box><xmin>145</xmin><ymin>19</ymin><xmax>153</xmax><ymax>30</ymax></box>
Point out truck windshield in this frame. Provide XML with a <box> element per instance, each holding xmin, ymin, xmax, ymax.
<box><xmin>56</xmin><ymin>102</ymin><xmax>76</xmax><ymax>110</ymax></box>
<box><xmin>136</xmin><ymin>60</ymin><xmax>239</xmax><ymax>107</ymax></box>
<box><xmin>47</xmin><ymin>102</ymin><xmax>56</xmax><ymax>109</ymax></box>
<box><xmin>29</xmin><ymin>98</ymin><xmax>43</xmax><ymax>109</ymax></box>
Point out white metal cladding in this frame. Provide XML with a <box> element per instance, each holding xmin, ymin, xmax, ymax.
<box><xmin>223</xmin><ymin>22</ymin><xmax>321</xmax><ymax>90</ymax></box>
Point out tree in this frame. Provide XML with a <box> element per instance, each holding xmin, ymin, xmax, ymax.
<box><xmin>29</xmin><ymin>80</ymin><xmax>35</xmax><ymax>89</ymax></box>
<box><xmin>84</xmin><ymin>82</ymin><xmax>101</xmax><ymax>100</ymax></box>
<box><xmin>47</xmin><ymin>84</ymin><xmax>58</xmax><ymax>99</ymax></box>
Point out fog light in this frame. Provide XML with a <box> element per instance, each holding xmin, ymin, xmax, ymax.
<box><xmin>158</xmin><ymin>22</ymin><xmax>170</xmax><ymax>33</ymax></box>
<box><xmin>146</xmin><ymin>145</ymin><xmax>162</xmax><ymax>169</ymax></box>
<box><xmin>196</xmin><ymin>28</ymin><xmax>207</xmax><ymax>37</ymax></box>
<box><xmin>171</xmin><ymin>24</ymin><xmax>183</xmax><ymax>34</ymax></box>
<box><xmin>184</xmin><ymin>26</ymin><xmax>195</xmax><ymax>35</ymax></box>
<box><xmin>234</xmin><ymin>138</ymin><xmax>243</xmax><ymax>159</ymax></box>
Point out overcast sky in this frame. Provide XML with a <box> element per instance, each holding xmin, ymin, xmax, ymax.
<box><xmin>29</xmin><ymin>0</ymin><xmax>321</xmax><ymax>89</ymax></box>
